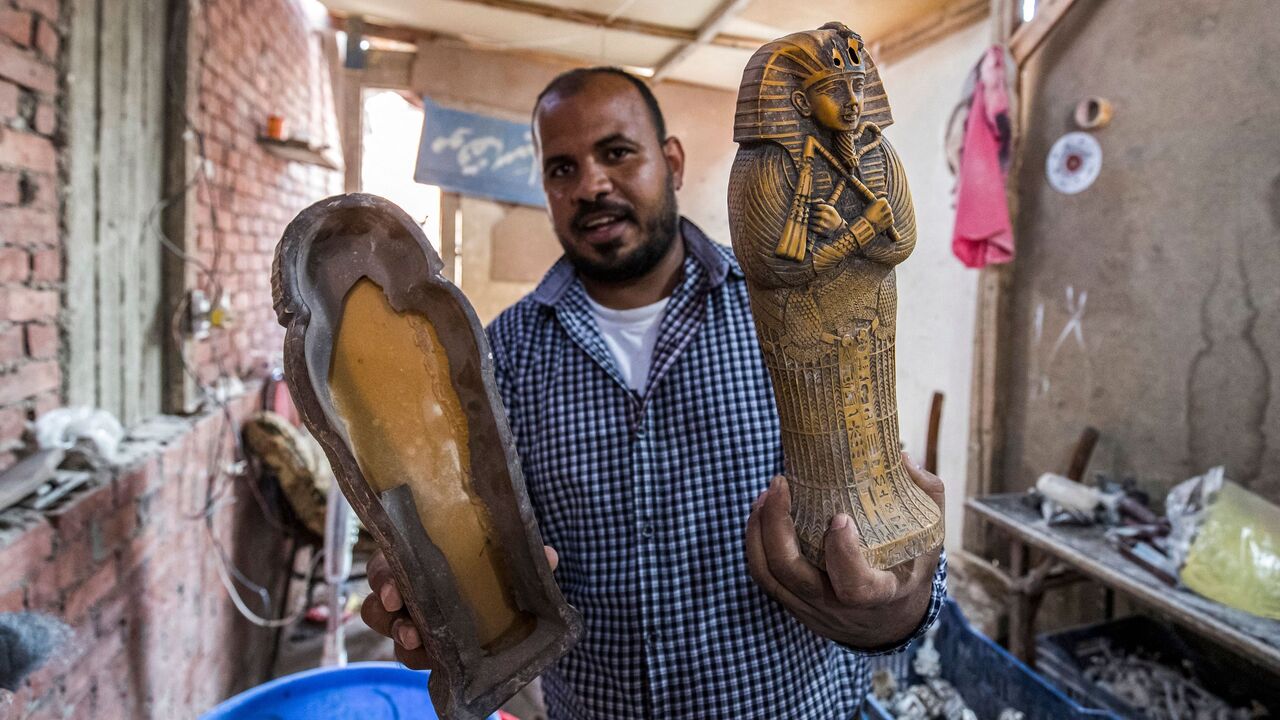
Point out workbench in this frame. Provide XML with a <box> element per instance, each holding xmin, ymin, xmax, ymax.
<box><xmin>967</xmin><ymin>494</ymin><xmax>1280</xmax><ymax>676</ymax></box>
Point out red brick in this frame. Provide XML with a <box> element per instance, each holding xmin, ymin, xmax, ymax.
<box><xmin>32</xmin><ymin>101</ymin><xmax>54</xmax><ymax>136</ymax></box>
<box><xmin>0</xmin><ymin>169</ymin><xmax>19</xmax><ymax>204</ymax></box>
<box><xmin>0</xmin><ymin>8</ymin><xmax>32</xmax><ymax>47</ymax></box>
<box><xmin>0</xmin><ymin>286</ymin><xmax>56</xmax><ymax>321</ymax></box>
<box><xmin>29</xmin><ymin>247</ymin><xmax>57</xmax><ymax>280</ymax></box>
<box><xmin>24</xmin><ymin>557</ymin><xmax>58</xmax><ymax>609</ymax></box>
<box><xmin>0</xmin><ymin>584</ymin><xmax>23</xmax><ymax>612</ymax></box>
<box><xmin>51</xmin><ymin>536</ymin><xmax>96</xmax><ymax>593</ymax></box>
<box><xmin>0</xmin><ymin>403</ymin><xmax>24</xmax><ymax>439</ymax></box>
<box><xmin>96</xmin><ymin>502</ymin><xmax>137</xmax><ymax>555</ymax></box>
<box><xmin>34</xmin><ymin>19</ymin><xmax>57</xmax><ymax>60</ymax></box>
<box><xmin>0</xmin><ymin>44</ymin><xmax>56</xmax><ymax>94</ymax></box>
<box><xmin>22</xmin><ymin>171</ymin><xmax>54</xmax><ymax>208</ymax></box>
<box><xmin>0</xmin><ymin>129</ymin><xmax>55</xmax><ymax>174</ymax></box>
<box><xmin>0</xmin><ymin>80</ymin><xmax>18</xmax><ymax>122</ymax></box>
<box><xmin>0</xmin><ymin>246</ymin><xmax>29</xmax><ymax>281</ymax></box>
<box><xmin>14</xmin><ymin>0</ymin><xmax>58</xmax><ymax>22</ymax></box>
<box><xmin>24</xmin><ymin>322</ymin><xmax>55</xmax><ymax>358</ymax></box>
<box><xmin>46</xmin><ymin>483</ymin><xmax>108</xmax><ymax>540</ymax></box>
<box><xmin>0</xmin><ymin>207</ymin><xmax>56</xmax><ymax>248</ymax></box>
<box><xmin>65</xmin><ymin>558</ymin><xmax>117</xmax><ymax>622</ymax></box>
<box><xmin>0</xmin><ymin>360</ymin><xmax>55</xmax><ymax>404</ymax></box>
<box><xmin>31</xmin><ymin>389</ymin><xmax>56</xmax><ymax>416</ymax></box>
<box><xmin>0</xmin><ymin>518</ymin><xmax>52</xmax><ymax>590</ymax></box>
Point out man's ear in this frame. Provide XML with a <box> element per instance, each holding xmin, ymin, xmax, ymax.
<box><xmin>791</xmin><ymin>90</ymin><xmax>811</xmax><ymax>117</ymax></box>
<box><xmin>662</xmin><ymin>136</ymin><xmax>686</xmax><ymax>192</ymax></box>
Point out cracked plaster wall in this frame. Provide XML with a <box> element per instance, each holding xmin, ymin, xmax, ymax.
<box><xmin>1002</xmin><ymin>0</ymin><xmax>1280</xmax><ymax>500</ymax></box>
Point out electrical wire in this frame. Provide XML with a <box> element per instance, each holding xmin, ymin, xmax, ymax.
<box><xmin>140</xmin><ymin>0</ymin><xmax>315</xmax><ymax>629</ymax></box>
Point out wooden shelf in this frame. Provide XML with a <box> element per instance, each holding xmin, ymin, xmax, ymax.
<box><xmin>257</xmin><ymin>136</ymin><xmax>341</xmax><ymax>171</ymax></box>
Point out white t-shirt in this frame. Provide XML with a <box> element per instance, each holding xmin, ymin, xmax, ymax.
<box><xmin>584</xmin><ymin>293</ymin><xmax>670</xmax><ymax>393</ymax></box>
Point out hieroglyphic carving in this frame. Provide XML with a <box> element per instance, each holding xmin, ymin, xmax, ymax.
<box><xmin>728</xmin><ymin>22</ymin><xmax>943</xmax><ymax>569</ymax></box>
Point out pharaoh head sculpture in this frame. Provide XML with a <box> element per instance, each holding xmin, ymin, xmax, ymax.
<box><xmin>734</xmin><ymin>21</ymin><xmax>893</xmax><ymax>162</ymax></box>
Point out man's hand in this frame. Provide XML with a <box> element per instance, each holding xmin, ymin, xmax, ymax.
<box><xmin>744</xmin><ymin>453</ymin><xmax>944</xmax><ymax>650</ymax></box>
<box><xmin>862</xmin><ymin>198</ymin><xmax>894</xmax><ymax>234</ymax></box>
<box><xmin>360</xmin><ymin>545</ymin><xmax>560</xmax><ymax>668</ymax></box>
<box><xmin>808</xmin><ymin>202</ymin><xmax>847</xmax><ymax>238</ymax></box>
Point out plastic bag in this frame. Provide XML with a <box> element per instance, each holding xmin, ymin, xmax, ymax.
<box><xmin>31</xmin><ymin>407</ymin><xmax>124</xmax><ymax>465</ymax></box>
<box><xmin>1166</xmin><ymin>466</ymin><xmax>1280</xmax><ymax>619</ymax></box>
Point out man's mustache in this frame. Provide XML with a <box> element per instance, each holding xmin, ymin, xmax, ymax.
<box><xmin>572</xmin><ymin>200</ymin><xmax>637</xmax><ymax>232</ymax></box>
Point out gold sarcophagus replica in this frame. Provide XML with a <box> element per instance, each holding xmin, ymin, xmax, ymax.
<box><xmin>728</xmin><ymin>22</ymin><xmax>943</xmax><ymax>569</ymax></box>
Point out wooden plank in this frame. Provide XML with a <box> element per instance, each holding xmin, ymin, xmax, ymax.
<box><xmin>340</xmin><ymin>68</ymin><xmax>363</xmax><ymax>193</ymax></box>
<box><xmin>361</xmin><ymin>48</ymin><xmax>414</xmax><ymax>91</ymax></box>
<box><xmin>64</xmin><ymin>0</ymin><xmax>101</xmax><ymax>409</ymax></box>
<box><xmin>96</xmin><ymin>0</ymin><xmax>126</xmax><ymax>419</ymax></box>
<box><xmin>140</xmin><ymin>0</ymin><xmax>167</xmax><ymax>418</ymax></box>
<box><xmin>119</xmin><ymin>0</ymin><xmax>144</xmax><ymax>425</ymax></box>
<box><xmin>162</xmin><ymin>0</ymin><xmax>200</xmax><ymax>414</ymax></box>
<box><xmin>969</xmin><ymin>495</ymin><xmax>1280</xmax><ymax>674</ymax></box>
<box><xmin>439</xmin><ymin>192</ymin><xmax>461</xmax><ymax>284</ymax></box>
<box><xmin>388</xmin><ymin>0</ymin><xmax>767</xmax><ymax>50</ymax></box>
<box><xmin>963</xmin><ymin>0</ymin><xmax>1016</xmax><ymax>554</ymax></box>
<box><xmin>1010</xmin><ymin>0</ymin><xmax>1084</xmax><ymax>64</ymax></box>
<box><xmin>652</xmin><ymin>0</ymin><xmax>753</xmax><ymax>82</ymax></box>
<box><xmin>875</xmin><ymin>0</ymin><xmax>991</xmax><ymax>66</ymax></box>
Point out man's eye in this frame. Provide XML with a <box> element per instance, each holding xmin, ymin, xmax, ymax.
<box><xmin>607</xmin><ymin>147</ymin><xmax>633</xmax><ymax>160</ymax></box>
<box><xmin>547</xmin><ymin>163</ymin><xmax>572</xmax><ymax>179</ymax></box>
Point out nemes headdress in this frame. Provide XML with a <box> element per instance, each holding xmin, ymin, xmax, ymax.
<box><xmin>734</xmin><ymin>21</ymin><xmax>893</xmax><ymax>159</ymax></box>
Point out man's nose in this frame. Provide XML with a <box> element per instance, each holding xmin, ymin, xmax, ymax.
<box><xmin>573</xmin><ymin>157</ymin><xmax>613</xmax><ymax>201</ymax></box>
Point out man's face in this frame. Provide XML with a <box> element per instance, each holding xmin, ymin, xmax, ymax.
<box><xmin>801</xmin><ymin>74</ymin><xmax>865</xmax><ymax>133</ymax></box>
<box><xmin>534</xmin><ymin>75</ymin><xmax>684</xmax><ymax>283</ymax></box>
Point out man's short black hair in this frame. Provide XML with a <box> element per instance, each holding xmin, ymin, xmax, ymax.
<box><xmin>533</xmin><ymin>66</ymin><xmax>667</xmax><ymax>142</ymax></box>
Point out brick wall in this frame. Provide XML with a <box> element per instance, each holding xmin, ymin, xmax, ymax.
<box><xmin>0</xmin><ymin>0</ymin><xmax>62</xmax><ymax>465</ymax></box>
<box><xmin>190</xmin><ymin>0</ymin><xmax>341</xmax><ymax>384</ymax></box>
<box><xmin>0</xmin><ymin>393</ymin><xmax>290</xmax><ymax>718</ymax></box>
<box><xmin>0</xmin><ymin>0</ymin><xmax>343</xmax><ymax>717</ymax></box>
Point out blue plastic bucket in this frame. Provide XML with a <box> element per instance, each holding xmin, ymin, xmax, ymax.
<box><xmin>200</xmin><ymin>662</ymin><xmax>499</xmax><ymax>720</ymax></box>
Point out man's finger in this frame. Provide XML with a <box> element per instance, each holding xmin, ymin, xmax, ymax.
<box><xmin>360</xmin><ymin>590</ymin><xmax>397</xmax><ymax>638</ymax></box>
<box><xmin>366</xmin><ymin>551</ymin><xmax>403</xmax><ymax>613</ymax></box>
<box><xmin>391</xmin><ymin>618</ymin><xmax>423</xmax><ymax>650</ymax></box>
<box><xmin>544</xmin><ymin>545</ymin><xmax>559</xmax><ymax>572</ymax></box>
<box><xmin>758</xmin><ymin>477</ymin><xmax>826</xmax><ymax>601</ymax></box>
<box><xmin>822</xmin><ymin>514</ymin><xmax>898</xmax><ymax>606</ymax></box>
<box><xmin>745</xmin><ymin>494</ymin><xmax>809</xmax><ymax>611</ymax></box>
<box><xmin>394</xmin><ymin>641</ymin><xmax>436</xmax><ymax>670</ymax></box>
<box><xmin>902</xmin><ymin>451</ymin><xmax>946</xmax><ymax>515</ymax></box>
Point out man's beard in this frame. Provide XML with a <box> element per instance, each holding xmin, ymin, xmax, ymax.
<box><xmin>564</xmin><ymin>176</ymin><xmax>679</xmax><ymax>284</ymax></box>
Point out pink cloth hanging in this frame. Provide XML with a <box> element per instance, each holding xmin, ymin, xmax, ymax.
<box><xmin>952</xmin><ymin>47</ymin><xmax>1014</xmax><ymax>269</ymax></box>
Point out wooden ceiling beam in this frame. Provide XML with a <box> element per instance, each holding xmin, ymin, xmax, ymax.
<box><xmin>652</xmin><ymin>0</ymin><xmax>754</xmax><ymax>81</ymax></box>
<box><xmin>871</xmin><ymin>0</ymin><xmax>990</xmax><ymax>66</ymax></box>
<box><xmin>1009</xmin><ymin>0</ymin><xmax>1082</xmax><ymax>63</ymax></box>
<box><xmin>363</xmin><ymin>0</ymin><xmax>768</xmax><ymax>51</ymax></box>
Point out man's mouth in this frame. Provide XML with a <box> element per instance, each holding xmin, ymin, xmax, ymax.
<box><xmin>575</xmin><ymin>209</ymin><xmax>633</xmax><ymax>244</ymax></box>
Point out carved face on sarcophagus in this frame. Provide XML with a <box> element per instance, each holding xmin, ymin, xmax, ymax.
<box><xmin>729</xmin><ymin>23</ymin><xmax>943</xmax><ymax>570</ymax></box>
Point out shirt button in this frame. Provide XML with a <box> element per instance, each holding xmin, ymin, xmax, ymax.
<box><xmin>640</xmin><ymin>523</ymin><xmax>655</xmax><ymax>539</ymax></box>
<box><xmin>645</xmin><ymin>630</ymin><xmax>660</xmax><ymax>645</ymax></box>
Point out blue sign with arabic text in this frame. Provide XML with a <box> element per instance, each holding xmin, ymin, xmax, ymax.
<box><xmin>415</xmin><ymin>97</ymin><xmax>544</xmax><ymax>208</ymax></box>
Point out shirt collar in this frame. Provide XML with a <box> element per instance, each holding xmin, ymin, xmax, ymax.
<box><xmin>531</xmin><ymin>216</ymin><xmax>733</xmax><ymax>307</ymax></box>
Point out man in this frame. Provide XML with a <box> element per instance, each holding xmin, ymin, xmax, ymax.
<box><xmin>362</xmin><ymin>66</ymin><xmax>947</xmax><ymax>719</ymax></box>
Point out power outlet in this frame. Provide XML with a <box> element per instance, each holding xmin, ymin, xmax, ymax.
<box><xmin>188</xmin><ymin>289</ymin><xmax>212</xmax><ymax>340</ymax></box>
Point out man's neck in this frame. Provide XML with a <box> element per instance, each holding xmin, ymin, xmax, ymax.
<box><xmin>581</xmin><ymin>229</ymin><xmax>686</xmax><ymax>310</ymax></box>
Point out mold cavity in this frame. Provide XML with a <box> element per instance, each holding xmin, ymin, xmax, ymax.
<box><xmin>328</xmin><ymin>278</ymin><xmax>531</xmax><ymax>651</ymax></box>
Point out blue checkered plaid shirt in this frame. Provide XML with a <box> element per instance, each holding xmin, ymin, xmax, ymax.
<box><xmin>487</xmin><ymin>218</ymin><xmax>947</xmax><ymax>720</ymax></box>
